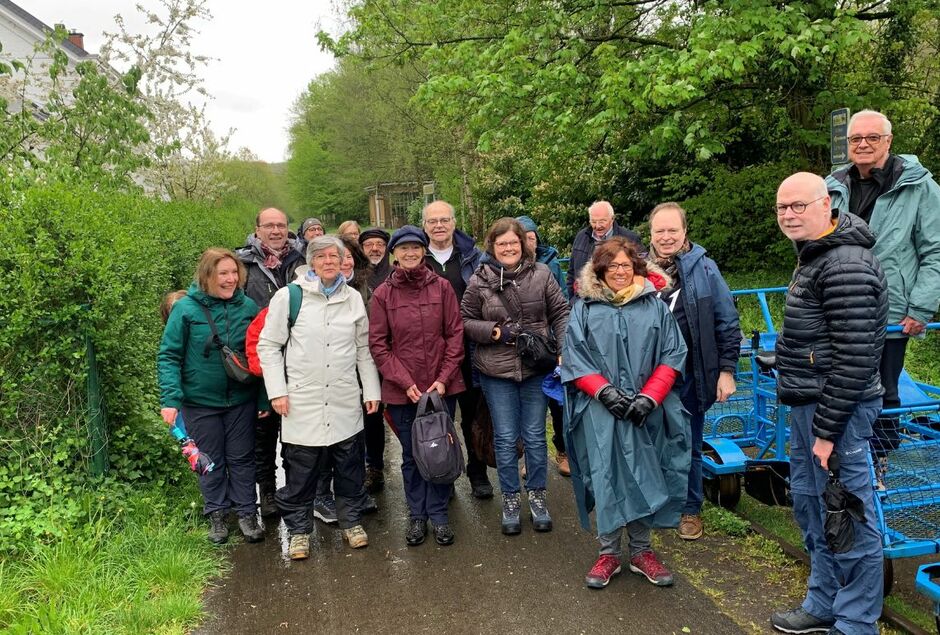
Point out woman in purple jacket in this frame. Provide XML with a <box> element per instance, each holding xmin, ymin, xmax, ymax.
<box><xmin>368</xmin><ymin>225</ymin><xmax>467</xmax><ymax>547</ymax></box>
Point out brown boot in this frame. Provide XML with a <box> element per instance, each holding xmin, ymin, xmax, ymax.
<box><xmin>556</xmin><ymin>452</ymin><xmax>571</xmax><ymax>477</ymax></box>
<box><xmin>677</xmin><ymin>514</ymin><xmax>703</xmax><ymax>540</ymax></box>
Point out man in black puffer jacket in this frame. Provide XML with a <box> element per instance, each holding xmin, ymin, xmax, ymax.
<box><xmin>769</xmin><ymin>173</ymin><xmax>887</xmax><ymax>635</ymax></box>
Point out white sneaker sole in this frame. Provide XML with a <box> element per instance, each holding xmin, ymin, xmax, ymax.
<box><xmin>313</xmin><ymin>509</ymin><xmax>338</xmax><ymax>524</ymax></box>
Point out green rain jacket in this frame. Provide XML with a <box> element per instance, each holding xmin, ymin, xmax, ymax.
<box><xmin>828</xmin><ymin>154</ymin><xmax>940</xmax><ymax>328</ymax></box>
<box><xmin>158</xmin><ymin>282</ymin><xmax>259</xmax><ymax>409</ymax></box>
<box><xmin>561</xmin><ymin>265</ymin><xmax>690</xmax><ymax>536</ymax></box>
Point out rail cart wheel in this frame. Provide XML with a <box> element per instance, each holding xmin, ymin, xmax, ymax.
<box><xmin>703</xmin><ymin>474</ymin><xmax>741</xmax><ymax>510</ymax></box>
<box><xmin>883</xmin><ymin>559</ymin><xmax>894</xmax><ymax>597</ymax></box>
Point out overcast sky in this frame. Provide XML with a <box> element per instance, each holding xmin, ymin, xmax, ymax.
<box><xmin>28</xmin><ymin>1</ymin><xmax>340</xmax><ymax>163</ymax></box>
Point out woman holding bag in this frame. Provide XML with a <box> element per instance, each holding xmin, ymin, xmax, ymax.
<box><xmin>461</xmin><ymin>217</ymin><xmax>569</xmax><ymax>536</ymax></box>
<box><xmin>368</xmin><ymin>226</ymin><xmax>466</xmax><ymax>547</ymax></box>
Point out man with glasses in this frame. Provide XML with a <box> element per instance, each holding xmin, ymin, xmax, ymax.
<box><xmin>422</xmin><ymin>200</ymin><xmax>493</xmax><ymax>498</ymax></box>
<box><xmin>771</xmin><ymin>172</ymin><xmax>887</xmax><ymax>635</ymax></box>
<box><xmin>827</xmin><ymin>110</ymin><xmax>940</xmax><ymax>486</ymax></box>
<box><xmin>236</xmin><ymin>208</ymin><xmax>306</xmax><ymax>519</ymax></box>
<box><xmin>566</xmin><ymin>201</ymin><xmax>645</xmax><ymax>299</ymax></box>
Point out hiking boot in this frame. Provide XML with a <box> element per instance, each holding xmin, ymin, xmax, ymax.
<box><xmin>406</xmin><ymin>518</ymin><xmax>427</xmax><ymax>546</ymax></box>
<box><xmin>585</xmin><ymin>554</ymin><xmax>622</xmax><ymax>589</ymax></box>
<box><xmin>770</xmin><ymin>608</ymin><xmax>834</xmax><ymax>634</ymax></box>
<box><xmin>501</xmin><ymin>492</ymin><xmax>522</xmax><ymax>535</ymax></box>
<box><xmin>527</xmin><ymin>489</ymin><xmax>553</xmax><ymax>532</ymax></box>
<box><xmin>629</xmin><ymin>550</ymin><xmax>674</xmax><ymax>586</ymax></box>
<box><xmin>313</xmin><ymin>495</ymin><xmax>338</xmax><ymax>524</ymax></box>
<box><xmin>288</xmin><ymin>533</ymin><xmax>310</xmax><ymax>560</ymax></box>
<box><xmin>556</xmin><ymin>452</ymin><xmax>571</xmax><ymax>477</ymax></box>
<box><xmin>678</xmin><ymin>514</ymin><xmax>704</xmax><ymax>540</ymax></box>
<box><xmin>207</xmin><ymin>510</ymin><xmax>228</xmax><ymax>544</ymax></box>
<box><xmin>876</xmin><ymin>456</ymin><xmax>889</xmax><ymax>491</ymax></box>
<box><xmin>364</xmin><ymin>467</ymin><xmax>385</xmax><ymax>494</ymax></box>
<box><xmin>238</xmin><ymin>513</ymin><xmax>265</xmax><ymax>543</ymax></box>
<box><xmin>259</xmin><ymin>489</ymin><xmax>278</xmax><ymax>518</ymax></box>
<box><xmin>433</xmin><ymin>524</ymin><xmax>455</xmax><ymax>546</ymax></box>
<box><xmin>470</xmin><ymin>475</ymin><xmax>494</xmax><ymax>499</ymax></box>
<box><xmin>342</xmin><ymin>525</ymin><xmax>369</xmax><ymax>549</ymax></box>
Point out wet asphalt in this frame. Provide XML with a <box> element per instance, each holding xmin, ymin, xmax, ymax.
<box><xmin>195</xmin><ymin>428</ymin><xmax>747</xmax><ymax>635</ymax></box>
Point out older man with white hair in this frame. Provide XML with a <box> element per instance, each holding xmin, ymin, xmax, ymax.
<box><xmin>566</xmin><ymin>200</ymin><xmax>645</xmax><ymax>298</ymax></box>
<box><xmin>826</xmin><ymin>109</ymin><xmax>940</xmax><ymax>486</ymax></box>
<box><xmin>770</xmin><ymin>172</ymin><xmax>887</xmax><ymax>635</ymax></box>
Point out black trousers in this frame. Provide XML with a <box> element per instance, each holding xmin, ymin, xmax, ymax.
<box><xmin>457</xmin><ymin>352</ymin><xmax>489</xmax><ymax>482</ymax></box>
<box><xmin>363</xmin><ymin>403</ymin><xmax>386</xmax><ymax>471</ymax></box>
<box><xmin>254</xmin><ymin>411</ymin><xmax>282</xmax><ymax>492</ymax></box>
<box><xmin>183</xmin><ymin>401</ymin><xmax>257</xmax><ymax>516</ymax></box>
<box><xmin>872</xmin><ymin>337</ymin><xmax>909</xmax><ymax>457</ymax></box>
<box><xmin>276</xmin><ymin>434</ymin><xmax>367</xmax><ymax>533</ymax></box>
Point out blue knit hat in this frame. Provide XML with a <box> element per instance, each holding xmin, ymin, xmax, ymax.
<box><xmin>388</xmin><ymin>225</ymin><xmax>428</xmax><ymax>251</ymax></box>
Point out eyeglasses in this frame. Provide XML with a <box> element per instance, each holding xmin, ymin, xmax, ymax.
<box><xmin>258</xmin><ymin>223</ymin><xmax>288</xmax><ymax>230</ymax></box>
<box><xmin>774</xmin><ymin>196</ymin><xmax>825</xmax><ymax>215</ymax></box>
<box><xmin>494</xmin><ymin>240</ymin><xmax>520</xmax><ymax>249</ymax></box>
<box><xmin>424</xmin><ymin>217</ymin><xmax>453</xmax><ymax>226</ymax></box>
<box><xmin>848</xmin><ymin>134</ymin><xmax>889</xmax><ymax>146</ymax></box>
<box><xmin>606</xmin><ymin>262</ymin><xmax>633</xmax><ymax>272</ymax></box>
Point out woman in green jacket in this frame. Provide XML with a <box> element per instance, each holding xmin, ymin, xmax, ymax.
<box><xmin>158</xmin><ymin>247</ymin><xmax>263</xmax><ymax>545</ymax></box>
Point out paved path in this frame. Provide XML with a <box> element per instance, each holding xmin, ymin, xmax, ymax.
<box><xmin>196</xmin><ymin>431</ymin><xmax>751</xmax><ymax>634</ymax></box>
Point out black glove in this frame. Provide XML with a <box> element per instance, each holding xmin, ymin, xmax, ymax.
<box><xmin>625</xmin><ymin>394</ymin><xmax>657</xmax><ymax>427</ymax></box>
<box><xmin>597</xmin><ymin>385</ymin><xmax>632</xmax><ymax>421</ymax></box>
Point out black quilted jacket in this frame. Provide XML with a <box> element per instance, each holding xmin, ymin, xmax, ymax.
<box><xmin>776</xmin><ymin>212</ymin><xmax>888</xmax><ymax>441</ymax></box>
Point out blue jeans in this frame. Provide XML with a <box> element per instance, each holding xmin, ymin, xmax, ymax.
<box><xmin>479</xmin><ymin>373</ymin><xmax>549</xmax><ymax>493</ymax></box>
<box><xmin>681</xmin><ymin>383</ymin><xmax>704</xmax><ymax>515</ymax></box>
<box><xmin>789</xmin><ymin>398</ymin><xmax>883</xmax><ymax>635</ymax></box>
<box><xmin>387</xmin><ymin>398</ymin><xmax>457</xmax><ymax>525</ymax></box>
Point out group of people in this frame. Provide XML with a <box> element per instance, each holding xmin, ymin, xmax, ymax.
<box><xmin>158</xmin><ymin>109</ymin><xmax>940</xmax><ymax>635</ymax></box>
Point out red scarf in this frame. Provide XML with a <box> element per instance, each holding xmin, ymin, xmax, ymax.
<box><xmin>261</xmin><ymin>241</ymin><xmax>292</xmax><ymax>269</ymax></box>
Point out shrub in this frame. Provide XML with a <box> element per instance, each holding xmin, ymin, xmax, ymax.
<box><xmin>0</xmin><ymin>183</ymin><xmax>253</xmax><ymax>552</ymax></box>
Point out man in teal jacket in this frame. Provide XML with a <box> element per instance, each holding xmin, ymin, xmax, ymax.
<box><xmin>827</xmin><ymin>110</ymin><xmax>940</xmax><ymax>480</ymax></box>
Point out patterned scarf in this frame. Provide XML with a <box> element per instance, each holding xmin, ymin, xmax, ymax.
<box><xmin>649</xmin><ymin>239</ymin><xmax>691</xmax><ymax>291</ymax></box>
<box><xmin>602</xmin><ymin>276</ymin><xmax>646</xmax><ymax>306</ymax></box>
<box><xmin>260</xmin><ymin>241</ymin><xmax>292</xmax><ymax>270</ymax></box>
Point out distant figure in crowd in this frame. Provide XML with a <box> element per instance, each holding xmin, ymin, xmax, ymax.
<box><xmin>338</xmin><ymin>220</ymin><xmax>361</xmax><ymax>242</ymax></box>
<box><xmin>462</xmin><ymin>217</ymin><xmax>569</xmax><ymax>535</ymax></box>
<box><xmin>566</xmin><ymin>200</ymin><xmax>645</xmax><ymax>299</ymax></box>
<box><xmin>647</xmin><ymin>203</ymin><xmax>740</xmax><ymax>541</ymax></box>
<box><xmin>296</xmin><ymin>217</ymin><xmax>326</xmax><ymax>255</ymax></box>
<box><xmin>826</xmin><ymin>109</ymin><xmax>940</xmax><ymax>486</ymax></box>
<box><xmin>158</xmin><ymin>248</ymin><xmax>263</xmax><ymax>545</ymax></box>
<box><xmin>235</xmin><ymin>208</ymin><xmax>304</xmax><ymax>518</ymax></box>
<box><xmin>369</xmin><ymin>226</ymin><xmax>466</xmax><ymax>547</ymax></box>
<box><xmin>160</xmin><ymin>289</ymin><xmax>187</xmax><ymax>324</ymax></box>
<box><xmin>515</xmin><ymin>214</ymin><xmax>571</xmax><ymax>477</ymax></box>
<box><xmin>422</xmin><ymin>200</ymin><xmax>492</xmax><ymax>498</ymax></box>
<box><xmin>770</xmin><ymin>172</ymin><xmax>886</xmax><ymax>635</ymax></box>
<box><xmin>562</xmin><ymin>237</ymin><xmax>689</xmax><ymax>590</ymax></box>
<box><xmin>358</xmin><ymin>227</ymin><xmax>393</xmax><ymax>492</ymax></box>
<box><xmin>257</xmin><ymin>236</ymin><xmax>381</xmax><ymax>560</ymax></box>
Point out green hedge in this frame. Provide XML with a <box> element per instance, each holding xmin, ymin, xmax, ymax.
<box><xmin>0</xmin><ymin>184</ymin><xmax>253</xmax><ymax>552</ymax></box>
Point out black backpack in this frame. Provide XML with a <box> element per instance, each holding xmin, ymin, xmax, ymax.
<box><xmin>411</xmin><ymin>392</ymin><xmax>465</xmax><ymax>484</ymax></box>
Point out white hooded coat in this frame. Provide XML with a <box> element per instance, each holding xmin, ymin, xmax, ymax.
<box><xmin>257</xmin><ymin>275</ymin><xmax>380</xmax><ymax>446</ymax></box>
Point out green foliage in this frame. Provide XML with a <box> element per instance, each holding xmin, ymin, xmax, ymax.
<box><xmin>0</xmin><ymin>481</ymin><xmax>227</xmax><ymax>633</ymax></box>
<box><xmin>315</xmin><ymin>0</ymin><xmax>940</xmax><ymax>270</ymax></box>
<box><xmin>0</xmin><ymin>183</ymin><xmax>251</xmax><ymax>552</ymax></box>
<box><xmin>702</xmin><ymin>502</ymin><xmax>751</xmax><ymax>537</ymax></box>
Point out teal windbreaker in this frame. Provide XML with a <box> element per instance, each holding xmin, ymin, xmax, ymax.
<box><xmin>828</xmin><ymin>154</ymin><xmax>940</xmax><ymax>327</ymax></box>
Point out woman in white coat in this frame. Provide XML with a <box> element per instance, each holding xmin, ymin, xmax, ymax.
<box><xmin>257</xmin><ymin>235</ymin><xmax>381</xmax><ymax>560</ymax></box>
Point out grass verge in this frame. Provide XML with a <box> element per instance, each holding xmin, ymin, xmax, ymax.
<box><xmin>0</xmin><ymin>481</ymin><xmax>228</xmax><ymax>634</ymax></box>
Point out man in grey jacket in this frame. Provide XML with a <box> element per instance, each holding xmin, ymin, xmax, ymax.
<box><xmin>235</xmin><ymin>208</ymin><xmax>305</xmax><ymax>518</ymax></box>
